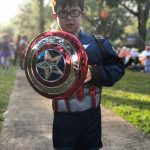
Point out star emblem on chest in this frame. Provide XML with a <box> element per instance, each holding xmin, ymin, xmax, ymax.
<box><xmin>36</xmin><ymin>51</ymin><xmax>63</xmax><ymax>80</ymax></box>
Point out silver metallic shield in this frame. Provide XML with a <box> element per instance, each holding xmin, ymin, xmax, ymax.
<box><xmin>25</xmin><ymin>30</ymin><xmax>88</xmax><ymax>100</ymax></box>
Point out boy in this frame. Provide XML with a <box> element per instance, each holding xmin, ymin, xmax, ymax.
<box><xmin>51</xmin><ymin>0</ymin><xmax>125</xmax><ymax>149</ymax></box>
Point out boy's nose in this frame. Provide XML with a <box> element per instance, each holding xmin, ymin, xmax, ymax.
<box><xmin>67</xmin><ymin>14</ymin><xmax>73</xmax><ymax>19</ymax></box>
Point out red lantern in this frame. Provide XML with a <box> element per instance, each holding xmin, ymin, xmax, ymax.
<box><xmin>100</xmin><ymin>9</ymin><xmax>109</xmax><ymax>19</ymax></box>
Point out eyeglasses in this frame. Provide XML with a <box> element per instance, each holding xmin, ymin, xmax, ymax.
<box><xmin>57</xmin><ymin>9</ymin><xmax>82</xmax><ymax>18</ymax></box>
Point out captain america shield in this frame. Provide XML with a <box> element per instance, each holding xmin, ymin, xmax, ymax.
<box><xmin>24</xmin><ymin>30</ymin><xmax>88</xmax><ymax>100</ymax></box>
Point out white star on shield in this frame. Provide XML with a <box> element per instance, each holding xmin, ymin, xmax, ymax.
<box><xmin>36</xmin><ymin>50</ymin><xmax>63</xmax><ymax>80</ymax></box>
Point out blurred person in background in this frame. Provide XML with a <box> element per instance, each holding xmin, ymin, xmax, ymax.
<box><xmin>144</xmin><ymin>55</ymin><xmax>150</xmax><ymax>73</ymax></box>
<box><xmin>13</xmin><ymin>35</ymin><xmax>21</xmax><ymax>66</ymax></box>
<box><xmin>125</xmin><ymin>48</ymin><xmax>140</xmax><ymax>68</ymax></box>
<box><xmin>139</xmin><ymin>45</ymin><xmax>150</xmax><ymax>66</ymax></box>
<box><xmin>0</xmin><ymin>34</ymin><xmax>12</xmax><ymax>71</ymax></box>
<box><xmin>18</xmin><ymin>35</ymin><xmax>29</xmax><ymax>69</ymax></box>
<box><xmin>118</xmin><ymin>46</ymin><xmax>131</xmax><ymax>68</ymax></box>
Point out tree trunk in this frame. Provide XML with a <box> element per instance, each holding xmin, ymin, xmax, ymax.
<box><xmin>39</xmin><ymin>0</ymin><xmax>45</xmax><ymax>32</ymax></box>
<box><xmin>137</xmin><ymin>3</ymin><xmax>146</xmax><ymax>51</ymax></box>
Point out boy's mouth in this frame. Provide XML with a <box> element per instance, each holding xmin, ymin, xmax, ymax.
<box><xmin>66</xmin><ymin>23</ymin><xmax>74</xmax><ymax>28</ymax></box>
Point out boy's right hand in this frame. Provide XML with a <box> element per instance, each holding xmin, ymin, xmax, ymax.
<box><xmin>84</xmin><ymin>65</ymin><xmax>92</xmax><ymax>83</ymax></box>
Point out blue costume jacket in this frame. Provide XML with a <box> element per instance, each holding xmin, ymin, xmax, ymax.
<box><xmin>53</xmin><ymin>30</ymin><xmax>125</xmax><ymax>112</ymax></box>
<box><xmin>79</xmin><ymin>30</ymin><xmax>125</xmax><ymax>87</ymax></box>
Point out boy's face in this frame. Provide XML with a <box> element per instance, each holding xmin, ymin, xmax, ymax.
<box><xmin>52</xmin><ymin>4</ymin><xmax>85</xmax><ymax>36</ymax></box>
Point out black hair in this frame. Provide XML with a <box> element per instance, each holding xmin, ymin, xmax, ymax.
<box><xmin>51</xmin><ymin>0</ymin><xmax>85</xmax><ymax>13</ymax></box>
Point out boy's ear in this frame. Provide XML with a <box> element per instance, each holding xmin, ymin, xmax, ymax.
<box><xmin>51</xmin><ymin>13</ymin><xmax>57</xmax><ymax>19</ymax></box>
<box><xmin>81</xmin><ymin>11</ymin><xmax>86</xmax><ymax>18</ymax></box>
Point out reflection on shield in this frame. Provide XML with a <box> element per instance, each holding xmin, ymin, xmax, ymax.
<box><xmin>25</xmin><ymin>30</ymin><xmax>88</xmax><ymax>100</ymax></box>
<box><xmin>36</xmin><ymin>50</ymin><xmax>64</xmax><ymax>81</ymax></box>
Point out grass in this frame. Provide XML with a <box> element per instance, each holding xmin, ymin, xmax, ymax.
<box><xmin>102</xmin><ymin>70</ymin><xmax>150</xmax><ymax>134</ymax></box>
<box><xmin>0</xmin><ymin>67</ymin><xmax>150</xmax><ymax>135</ymax></box>
<box><xmin>0</xmin><ymin>65</ymin><xmax>18</xmax><ymax>130</ymax></box>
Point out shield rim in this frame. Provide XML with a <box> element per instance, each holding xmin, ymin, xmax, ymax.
<box><xmin>25</xmin><ymin>30</ymin><xmax>88</xmax><ymax>100</ymax></box>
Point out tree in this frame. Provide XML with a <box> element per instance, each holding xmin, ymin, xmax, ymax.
<box><xmin>106</xmin><ymin>0</ymin><xmax>150</xmax><ymax>51</ymax></box>
<box><xmin>0</xmin><ymin>24</ymin><xmax>14</xmax><ymax>38</ymax></box>
<box><xmin>84</xmin><ymin>0</ymin><xmax>132</xmax><ymax>45</ymax></box>
<box><xmin>12</xmin><ymin>3</ymin><xmax>38</xmax><ymax>39</ymax></box>
<box><xmin>11</xmin><ymin>0</ymin><xmax>51</xmax><ymax>40</ymax></box>
<box><xmin>31</xmin><ymin>0</ymin><xmax>45</xmax><ymax>32</ymax></box>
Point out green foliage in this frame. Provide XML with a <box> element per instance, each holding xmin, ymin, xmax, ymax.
<box><xmin>106</xmin><ymin>0</ymin><xmax>149</xmax><ymax>7</ymax></box>
<box><xmin>95</xmin><ymin>0</ymin><xmax>150</xmax><ymax>51</ymax></box>
<box><xmin>105</xmin><ymin>0</ymin><xmax>121</xmax><ymax>7</ymax></box>
<box><xmin>102</xmin><ymin>70</ymin><xmax>150</xmax><ymax>134</ymax></box>
<box><xmin>12</xmin><ymin>3</ymin><xmax>39</xmax><ymax>39</ymax></box>
<box><xmin>0</xmin><ymin>23</ymin><xmax>14</xmax><ymax>38</ymax></box>
<box><xmin>147</xmin><ymin>17</ymin><xmax>150</xmax><ymax>29</ymax></box>
<box><xmin>124</xmin><ymin>19</ymin><xmax>138</xmax><ymax>34</ymax></box>
<box><xmin>84</xmin><ymin>0</ymin><xmax>132</xmax><ymax>42</ymax></box>
<box><xmin>11</xmin><ymin>0</ymin><xmax>51</xmax><ymax>40</ymax></box>
<box><xmin>0</xmin><ymin>66</ymin><xmax>18</xmax><ymax>130</ymax></box>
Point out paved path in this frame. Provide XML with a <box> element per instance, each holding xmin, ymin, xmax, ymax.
<box><xmin>0</xmin><ymin>69</ymin><xmax>150</xmax><ymax>150</ymax></box>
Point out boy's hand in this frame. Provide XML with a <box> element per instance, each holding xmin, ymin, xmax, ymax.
<box><xmin>73</xmin><ymin>63</ymin><xmax>79</xmax><ymax>71</ymax></box>
<box><xmin>84</xmin><ymin>65</ymin><xmax>92</xmax><ymax>83</ymax></box>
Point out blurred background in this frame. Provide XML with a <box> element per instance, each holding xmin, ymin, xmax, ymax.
<box><xmin>0</xmin><ymin>0</ymin><xmax>150</xmax><ymax>135</ymax></box>
<box><xmin>0</xmin><ymin>0</ymin><xmax>149</xmax><ymax>51</ymax></box>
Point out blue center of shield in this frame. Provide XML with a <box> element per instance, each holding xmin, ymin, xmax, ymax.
<box><xmin>36</xmin><ymin>49</ymin><xmax>65</xmax><ymax>82</ymax></box>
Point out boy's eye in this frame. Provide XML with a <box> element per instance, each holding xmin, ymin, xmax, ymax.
<box><xmin>71</xmin><ymin>10</ymin><xmax>81</xmax><ymax>17</ymax></box>
<box><xmin>60</xmin><ymin>11</ymin><xmax>67</xmax><ymax>15</ymax></box>
<box><xmin>57</xmin><ymin>10</ymin><xmax>68</xmax><ymax>17</ymax></box>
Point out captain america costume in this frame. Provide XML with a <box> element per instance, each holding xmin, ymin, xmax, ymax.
<box><xmin>52</xmin><ymin>30</ymin><xmax>125</xmax><ymax>150</ymax></box>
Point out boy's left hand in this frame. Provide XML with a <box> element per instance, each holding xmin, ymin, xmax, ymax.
<box><xmin>84</xmin><ymin>65</ymin><xmax>92</xmax><ymax>83</ymax></box>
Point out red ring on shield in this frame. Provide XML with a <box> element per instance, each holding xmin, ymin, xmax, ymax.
<box><xmin>32</xmin><ymin>44</ymin><xmax>71</xmax><ymax>87</ymax></box>
<box><xmin>25</xmin><ymin>30</ymin><xmax>88</xmax><ymax>100</ymax></box>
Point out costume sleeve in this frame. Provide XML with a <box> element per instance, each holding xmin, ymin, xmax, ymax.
<box><xmin>89</xmin><ymin>38</ymin><xmax>125</xmax><ymax>87</ymax></box>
